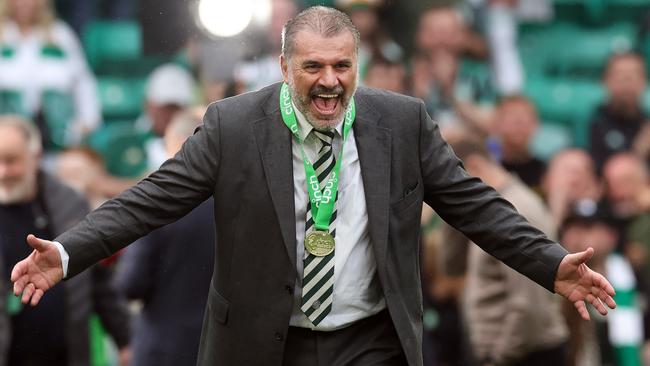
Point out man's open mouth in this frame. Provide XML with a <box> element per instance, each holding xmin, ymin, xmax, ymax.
<box><xmin>311</xmin><ymin>94</ymin><xmax>340</xmax><ymax>116</ymax></box>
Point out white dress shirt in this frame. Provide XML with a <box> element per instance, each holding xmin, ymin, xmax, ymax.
<box><xmin>289</xmin><ymin>104</ymin><xmax>385</xmax><ymax>331</ymax></box>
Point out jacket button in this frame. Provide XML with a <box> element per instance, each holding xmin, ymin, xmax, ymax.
<box><xmin>285</xmin><ymin>285</ymin><xmax>293</xmax><ymax>295</ymax></box>
<box><xmin>274</xmin><ymin>332</ymin><xmax>284</xmax><ymax>342</ymax></box>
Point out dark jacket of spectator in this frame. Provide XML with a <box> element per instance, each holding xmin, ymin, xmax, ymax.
<box><xmin>114</xmin><ymin>198</ymin><xmax>215</xmax><ymax>366</ymax></box>
<box><xmin>0</xmin><ymin>172</ymin><xmax>131</xmax><ymax>366</ymax></box>
<box><xmin>589</xmin><ymin>104</ymin><xmax>647</xmax><ymax>172</ymax></box>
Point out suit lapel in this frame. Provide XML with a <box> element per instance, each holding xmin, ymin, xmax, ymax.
<box><xmin>353</xmin><ymin>95</ymin><xmax>391</xmax><ymax>271</ymax></box>
<box><xmin>254</xmin><ymin>86</ymin><xmax>297</xmax><ymax>270</ymax></box>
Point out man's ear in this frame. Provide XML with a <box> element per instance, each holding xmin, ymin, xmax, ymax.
<box><xmin>280</xmin><ymin>54</ymin><xmax>289</xmax><ymax>83</ymax></box>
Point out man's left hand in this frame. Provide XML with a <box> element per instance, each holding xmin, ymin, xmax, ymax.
<box><xmin>554</xmin><ymin>247</ymin><xmax>616</xmax><ymax>320</ymax></box>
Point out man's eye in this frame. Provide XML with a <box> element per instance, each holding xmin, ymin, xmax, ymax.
<box><xmin>305</xmin><ymin>65</ymin><xmax>320</xmax><ymax>72</ymax></box>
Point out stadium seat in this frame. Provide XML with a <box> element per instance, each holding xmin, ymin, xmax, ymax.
<box><xmin>519</xmin><ymin>22</ymin><xmax>636</xmax><ymax>79</ymax></box>
<box><xmin>86</xmin><ymin>121</ymin><xmax>149</xmax><ymax>178</ymax></box>
<box><xmin>530</xmin><ymin>122</ymin><xmax>573</xmax><ymax>161</ymax></box>
<box><xmin>41</xmin><ymin>90</ymin><xmax>75</xmax><ymax>150</ymax></box>
<box><xmin>82</xmin><ymin>20</ymin><xmax>142</xmax><ymax>72</ymax></box>
<box><xmin>0</xmin><ymin>89</ymin><xmax>24</xmax><ymax>116</ymax></box>
<box><xmin>524</xmin><ymin>77</ymin><xmax>605</xmax><ymax>147</ymax></box>
<box><xmin>97</xmin><ymin>77</ymin><xmax>146</xmax><ymax>120</ymax></box>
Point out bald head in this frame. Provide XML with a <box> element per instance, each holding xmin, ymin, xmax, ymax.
<box><xmin>603</xmin><ymin>153</ymin><xmax>648</xmax><ymax>216</ymax></box>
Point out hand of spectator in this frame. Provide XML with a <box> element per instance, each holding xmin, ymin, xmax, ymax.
<box><xmin>554</xmin><ymin>247</ymin><xmax>616</xmax><ymax>320</ymax></box>
<box><xmin>10</xmin><ymin>234</ymin><xmax>64</xmax><ymax>306</ymax></box>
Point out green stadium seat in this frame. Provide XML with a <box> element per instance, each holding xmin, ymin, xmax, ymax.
<box><xmin>97</xmin><ymin>77</ymin><xmax>145</xmax><ymax>120</ymax></box>
<box><xmin>41</xmin><ymin>90</ymin><xmax>75</xmax><ymax>150</ymax></box>
<box><xmin>86</xmin><ymin>121</ymin><xmax>149</xmax><ymax>178</ymax></box>
<box><xmin>0</xmin><ymin>89</ymin><xmax>25</xmax><ymax>116</ymax></box>
<box><xmin>82</xmin><ymin>20</ymin><xmax>142</xmax><ymax>72</ymax></box>
<box><xmin>524</xmin><ymin>77</ymin><xmax>605</xmax><ymax>147</ymax></box>
<box><xmin>530</xmin><ymin>122</ymin><xmax>573</xmax><ymax>161</ymax></box>
<box><xmin>519</xmin><ymin>22</ymin><xmax>636</xmax><ymax>79</ymax></box>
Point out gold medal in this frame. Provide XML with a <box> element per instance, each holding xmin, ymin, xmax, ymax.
<box><xmin>305</xmin><ymin>231</ymin><xmax>335</xmax><ymax>257</ymax></box>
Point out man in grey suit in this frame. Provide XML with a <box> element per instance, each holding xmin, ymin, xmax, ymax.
<box><xmin>11</xmin><ymin>6</ymin><xmax>615</xmax><ymax>366</ymax></box>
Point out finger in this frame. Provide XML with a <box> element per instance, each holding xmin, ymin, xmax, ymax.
<box><xmin>572</xmin><ymin>247</ymin><xmax>594</xmax><ymax>265</ymax></box>
<box><xmin>26</xmin><ymin>234</ymin><xmax>51</xmax><ymax>252</ymax></box>
<box><xmin>21</xmin><ymin>283</ymin><xmax>35</xmax><ymax>304</ymax></box>
<box><xmin>586</xmin><ymin>293</ymin><xmax>608</xmax><ymax>316</ymax></box>
<box><xmin>30</xmin><ymin>289</ymin><xmax>44</xmax><ymax>306</ymax></box>
<box><xmin>13</xmin><ymin>274</ymin><xmax>28</xmax><ymax>296</ymax></box>
<box><xmin>592</xmin><ymin>285</ymin><xmax>617</xmax><ymax>309</ymax></box>
<box><xmin>10</xmin><ymin>260</ymin><xmax>25</xmax><ymax>282</ymax></box>
<box><xmin>593</xmin><ymin>272</ymin><xmax>616</xmax><ymax>297</ymax></box>
<box><xmin>575</xmin><ymin>300</ymin><xmax>590</xmax><ymax>321</ymax></box>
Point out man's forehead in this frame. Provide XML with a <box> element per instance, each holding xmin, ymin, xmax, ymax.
<box><xmin>0</xmin><ymin>125</ymin><xmax>30</xmax><ymax>149</ymax></box>
<box><xmin>291</xmin><ymin>29</ymin><xmax>356</xmax><ymax>55</ymax></box>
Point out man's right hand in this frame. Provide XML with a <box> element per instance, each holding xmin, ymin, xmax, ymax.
<box><xmin>11</xmin><ymin>234</ymin><xmax>64</xmax><ymax>306</ymax></box>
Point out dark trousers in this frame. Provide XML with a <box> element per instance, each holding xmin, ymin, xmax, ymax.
<box><xmin>283</xmin><ymin>310</ymin><xmax>408</xmax><ymax>366</ymax></box>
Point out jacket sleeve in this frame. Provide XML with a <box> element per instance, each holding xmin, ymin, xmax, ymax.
<box><xmin>417</xmin><ymin>100</ymin><xmax>567</xmax><ymax>292</ymax></box>
<box><xmin>92</xmin><ymin>264</ymin><xmax>131</xmax><ymax>349</ymax></box>
<box><xmin>57</xmin><ymin>103</ymin><xmax>222</xmax><ymax>277</ymax></box>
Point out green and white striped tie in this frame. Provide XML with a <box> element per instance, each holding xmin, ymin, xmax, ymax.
<box><xmin>301</xmin><ymin>129</ymin><xmax>337</xmax><ymax>325</ymax></box>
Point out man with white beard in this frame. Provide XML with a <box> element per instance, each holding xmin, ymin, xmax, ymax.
<box><xmin>0</xmin><ymin>115</ymin><xmax>131</xmax><ymax>366</ymax></box>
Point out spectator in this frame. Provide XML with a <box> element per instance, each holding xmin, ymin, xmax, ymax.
<box><xmin>0</xmin><ymin>0</ymin><xmax>100</xmax><ymax>150</ymax></box>
<box><xmin>0</xmin><ymin>252</ymin><xmax>6</xmax><ymax>366</ymax></box>
<box><xmin>542</xmin><ymin>148</ymin><xmax>602</xmax><ymax>225</ymax></box>
<box><xmin>602</xmin><ymin>153</ymin><xmax>650</xmax><ymax>344</ymax></box>
<box><xmin>114</xmin><ymin>108</ymin><xmax>215</xmax><ymax>366</ymax></box>
<box><xmin>560</xmin><ymin>200</ymin><xmax>643</xmax><ymax>366</ymax></box>
<box><xmin>363</xmin><ymin>57</ymin><xmax>408</xmax><ymax>94</ymax></box>
<box><xmin>134</xmin><ymin>63</ymin><xmax>196</xmax><ymax>171</ymax></box>
<box><xmin>452</xmin><ymin>138</ymin><xmax>568</xmax><ymax>366</ymax></box>
<box><xmin>589</xmin><ymin>53</ymin><xmax>649</xmax><ymax>172</ymax></box>
<box><xmin>411</xmin><ymin>7</ymin><xmax>494</xmax><ymax>135</ymax></box>
<box><xmin>493</xmin><ymin>95</ymin><xmax>546</xmax><ymax>191</ymax></box>
<box><xmin>55</xmin><ymin>147</ymin><xmax>110</xmax><ymax>209</ymax></box>
<box><xmin>0</xmin><ymin>115</ymin><xmax>130</xmax><ymax>366</ymax></box>
<box><xmin>336</xmin><ymin>0</ymin><xmax>403</xmax><ymax>80</ymax></box>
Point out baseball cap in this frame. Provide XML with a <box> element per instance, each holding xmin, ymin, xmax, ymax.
<box><xmin>146</xmin><ymin>64</ymin><xmax>196</xmax><ymax>106</ymax></box>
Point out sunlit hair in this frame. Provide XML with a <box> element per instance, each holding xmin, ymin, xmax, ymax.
<box><xmin>281</xmin><ymin>6</ymin><xmax>360</xmax><ymax>59</ymax></box>
<box><xmin>0</xmin><ymin>0</ymin><xmax>56</xmax><ymax>36</ymax></box>
<box><xmin>0</xmin><ymin>115</ymin><xmax>42</xmax><ymax>154</ymax></box>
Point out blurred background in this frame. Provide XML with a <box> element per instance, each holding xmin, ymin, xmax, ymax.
<box><xmin>3</xmin><ymin>0</ymin><xmax>650</xmax><ymax>365</ymax></box>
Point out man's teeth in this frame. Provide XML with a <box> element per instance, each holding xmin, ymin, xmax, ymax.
<box><xmin>316</xmin><ymin>94</ymin><xmax>338</xmax><ymax>98</ymax></box>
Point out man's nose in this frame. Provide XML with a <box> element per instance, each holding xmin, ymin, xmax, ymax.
<box><xmin>319</xmin><ymin>67</ymin><xmax>339</xmax><ymax>89</ymax></box>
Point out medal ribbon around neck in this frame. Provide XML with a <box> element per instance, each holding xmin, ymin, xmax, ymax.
<box><xmin>279</xmin><ymin>82</ymin><xmax>355</xmax><ymax>233</ymax></box>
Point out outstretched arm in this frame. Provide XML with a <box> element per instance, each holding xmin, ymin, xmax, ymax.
<box><xmin>554</xmin><ymin>247</ymin><xmax>616</xmax><ymax>320</ymax></box>
<box><xmin>11</xmin><ymin>235</ymin><xmax>63</xmax><ymax>306</ymax></box>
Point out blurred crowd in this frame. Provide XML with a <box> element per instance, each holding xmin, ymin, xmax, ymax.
<box><xmin>1</xmin><ymin>0</ymin><xmax>650</xmax><ymax>365</ymax></box>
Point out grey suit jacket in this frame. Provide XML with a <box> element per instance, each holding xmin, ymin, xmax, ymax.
<box><xmin>57</xmin><ymin>83</ymin><xmax>568</xmax><ymax>366</ymax></box>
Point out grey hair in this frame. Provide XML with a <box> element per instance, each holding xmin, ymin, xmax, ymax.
<box><xmin>0</xmin><ymin>115</ymin><xmax>42</xmax><ymax>154</ymax></box>
<box><xmin>281</xmin><ymin>6</ymin><xmax>360</xmax><ymax>59</ymax></box>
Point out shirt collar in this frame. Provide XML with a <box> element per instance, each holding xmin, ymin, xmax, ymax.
<box><xmin>293</xmin><ymin>102</ymin><xmax>343</xmax><ymax>141</ymax></box>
